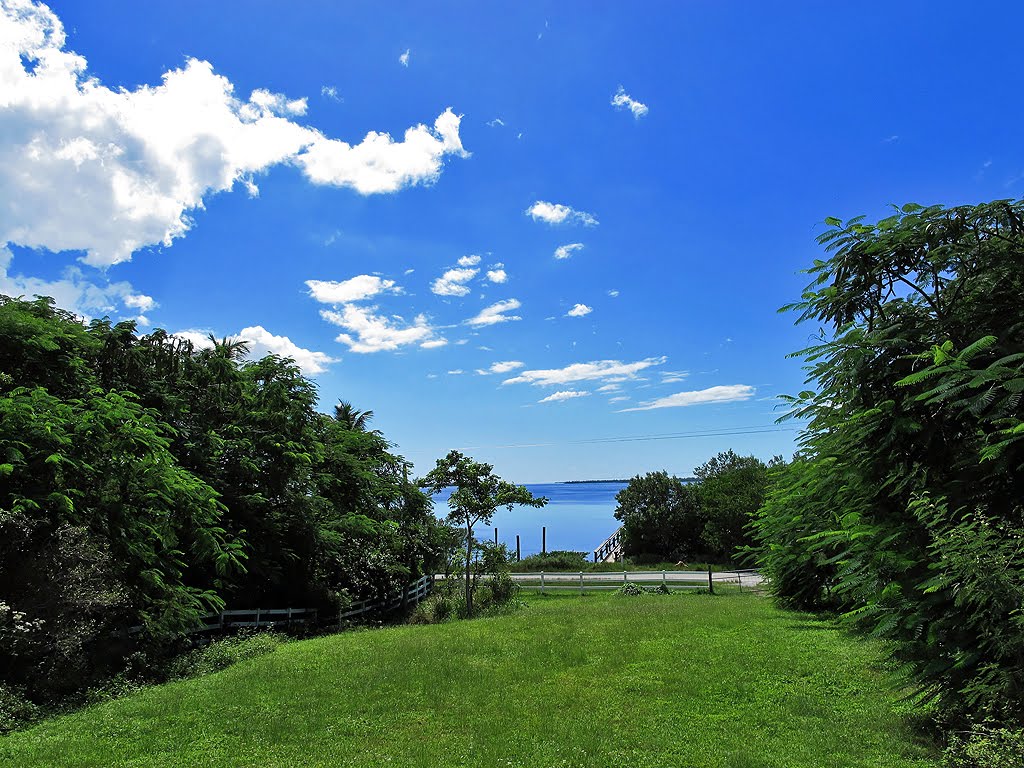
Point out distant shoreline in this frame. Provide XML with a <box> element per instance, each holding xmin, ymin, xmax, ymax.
<box><xmin>559</xmin><ymin>479</ymin><xmax>630</xmax><ymax>485</ymax></box>
<box><xmin>559</xmin><ymin>477</ymin><xmax>696</xmax><ymax>485</ymax></box>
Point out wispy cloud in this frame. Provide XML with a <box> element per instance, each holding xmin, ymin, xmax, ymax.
<box><xmin>399</xmin><ymin>48</ymin><xmax>411</xmax><ymax>67</ymax></box>
<box><xmin>306</xmin><ymin>275</ymin><xmax>399</xmax><ymax>303</ymax></box>
<box><xmin>466</xmin><ymin>299</ymin><xmax>522</xmax><ymax>327</ymax></box>
<box><xmin>487</xmin><ymin>118</ymin><xmax>505</xmax><ymax>127</ymax></box>
<box><xmin>320</xmin><ymin>85</ymin><xmax>342</xmax><ymax>101</ymax></box>
<box><xmin>620</xmin><ymin>384</ymin><xmax>755</xmax><ymax>411</ymax></box>
<box><xmin>660</xmin><ymin>370</ymin><xmax>689</xmax><ymax>384</ymax></box>
<box><xmin>554</xmin><ymin>243</ymin><xmax>584</xmax><ymax>260</ymax></box>
<box><xmin>476</xmin><ymin>360</ymin><xmax>525</xmax><ymax>375</ymax></box>
<box><xmin>539</xmin><ymin>390</ymin><xmax>590</xmax><ymax>403</ymax></box>
<box><xmin>611</xmin><ymin>86</ymin><xmax>648</xmax><ymax>118</ymax></box>
<box><xmin>504</xmin><ymin>357</ymin><xmax>666</xmax><ymax>387</ymax></box>
<box><xmin>527</xmin><ymin>201</ymin><xmax>598</xmax><ymax>227</ymax></box>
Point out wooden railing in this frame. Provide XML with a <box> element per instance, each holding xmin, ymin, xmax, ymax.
<box><xmin>593</xmin><ymin>526</ymin><xmax>624</xmax><ymax>563</ymax></box>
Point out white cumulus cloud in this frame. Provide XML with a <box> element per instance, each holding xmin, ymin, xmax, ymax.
<box><xmin>526</xmin><ymin>201</ymin><xmax>598</xmax><ymax>227</ymax></box>
<box><xmin>0</xmin><ymin>2</ymin><xmax>466</xmax><ymax>266</ymax></box>
<box><xmin>486</xmin><ymin>265</ymin><xmax>507</xmax><ymax>283</ymax></box>
<box><xmin>321</xmin><ymin>305</ymin><xmax>435</xmax><ymax>353</ymax></box>
<box><xmin>554</xmin><ymin>243</ymin><xmax>584</xmax><ymax>260</ymax></box>
<box><xmin>539</xmin><ymin>390</ymin><xmax>590</xmax><ymax>403</ymax></box>
<box><xmin>457</xmin><ymin>254</ymin><xmax>481</xmax><ymax>267</ymax></box>
<box><xmin>504</xmin><ymin>356</ymin><xmax>666</xmax><ymax>387</ymax></box>
<box><xmin>476</xmin><ymin>360</ymin><xmax>524</xmax><ymax>375</ymax></box>
<box><xmin>0</xmin><ymin>246</ymin><xmax>151</xmax><ymax>320</ymax></box>
<box><xmin>171</xmin><ymin>325</ymin><xmax>336</xmax><ymax>375</ymax></box>
<box><xmin>237</xmin><ymin>325</ymin><xmax>337</xmax><ymax>374</ymax></box>
<box><xmin>466</xmin><ymin>299</ymin><xmax>522</xmax><ymax>327</ymax></box>
<box><xmin>611</xmin><ymin>86</ymin><xmax>648</xmax><ymax>118</ymax></box>
<box><xmin>620</xmin><ymin>384</ymin><xmax>756</xmax><ymax>411</ymax></box>
<box><xmin>431</xmin><ymin>266</ymin><xmax>478</xmax><ymax>297</ymax></box>
<box><xmin>305</xmin><ymin>275</ymin><xmax>398</xmax><ymax>304</ymax></box>
<box><xmin>566</xmin><ymin>303</ymin><xmax>592</xmax><ymax>317</ymax></box>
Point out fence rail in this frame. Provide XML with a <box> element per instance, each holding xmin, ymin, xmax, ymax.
<box><xmin>127</xmin><ymin>574</ymin><xmax>434</xmax><ymax>636</ymax></box>
<box><xmin>509</xmin><ymin>569</ymin><xmax>765</xmax><ymax>595</ymax></box>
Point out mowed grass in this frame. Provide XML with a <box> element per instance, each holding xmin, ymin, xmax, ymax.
<box><xmin>0</xmin><ymin>594</ymin><xmax>937</xmax><ymax>768</ymax></box>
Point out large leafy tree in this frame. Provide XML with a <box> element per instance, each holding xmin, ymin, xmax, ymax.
<box><xmin>614</xmin><ymin>472</ymin><xmax>700</xmax><ymax>561</ymax></box>
<box><xmin>0</xmin><ymin>293</ymin><xmax>451</xmax><ymax>705</ymax></box>
<box><xmin>756</xmin><ymin>200</ymin><xmax>1024</xmax><ymax>723</ymax></box>
<box><xmin>419</xmin><ymin>451</ymin><xmax>546</xmax><ymax>615</ymax></box>
<box><xmin>693</xmin><ymin>450</ymin><xmax>774</xmax><ymax>561</ymax></box>
<box><xmin>614</xmin><ymin>453</ymin><xmax>773</xmax><ymax>564</ymax></box>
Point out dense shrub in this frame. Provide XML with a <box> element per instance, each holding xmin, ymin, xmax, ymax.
<box><xmin>167</xmin><ymin>632</ymin><xmax>284</xmax><ymax>679</ymax></box>
<box><xmin>617</xmin><ymin>582</ymin><xmax>647</xmax><ymax>596</ymax></box>
<box><xmin>513</xmin><ymin>550</ymin><xmax>589</xmax><ymax>571</ymax></box>
<box><xmin>943</xmin><ymin>725</ymin><xmax>1024</xmax><ymax>768</ymax></box>
<box><xmin>755</xmin><ymin>200</ymin><xmax>1024</xmax><ymax>725</ymax></box>
<box><xmin>0</xmin><ymin>684</ymin><xmax>40</xmax><ymax>734</ymax></box>
<box><xmin>0</xmin><ymin>294</ymin><xmax>453</xmax><ymax>707</ymax></box>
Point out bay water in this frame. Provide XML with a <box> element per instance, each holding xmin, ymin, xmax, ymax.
<box><xmin>431</xmin><ymin>481</ymin><xmax>627</xmax><ymax>557</ymax></box>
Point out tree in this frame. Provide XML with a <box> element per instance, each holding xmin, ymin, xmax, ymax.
<box><xmin>614</xmin><ymin>472</ymin><xmax>701</xmax><ymax>561</ymax></box>
<box><xmin>0</xmin><ymin>293</ymin><xmax>458</xmax><ymax>707</ymax></box>
<box><xmin>419</xmin><ymin>451</ymin><xmax>546</xmax><ymax>616</ymax></box>
<box><xmin>334</xmin><ymin>400</ymin><xmax>374</xmax><ymax>432</ymax></box>
<box><xmin>693</xmin><ymin>450</ymin><xmax>775</xmax><ymax>562</ymax></box>
<box><xmin>756</xmin><ymin>200</ymin><xmax>1024</xmax><ymax>723</ymax></box>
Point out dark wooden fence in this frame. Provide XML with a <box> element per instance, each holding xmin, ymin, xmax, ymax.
<box><xmin>127</xmin><ymin>574</ymin><xmax>434</xmax><ymax>636</ymax></box>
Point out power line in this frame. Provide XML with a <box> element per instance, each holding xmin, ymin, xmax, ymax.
<box><xmin>465</xmin><ymin>424</ymin><xmax>799</xmax><ymax>451</ymax></box>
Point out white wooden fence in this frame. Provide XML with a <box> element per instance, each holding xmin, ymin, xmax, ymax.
<box><xmin>508</xmin><ymin>569</ymin><xmax>764</xmax><ymax>594</ymax></box>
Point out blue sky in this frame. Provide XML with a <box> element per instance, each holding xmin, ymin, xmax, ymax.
<box><xmin>2</xmin><ymin>1</ymin><xmax>1021</xmax><ymax>481</ymax></box>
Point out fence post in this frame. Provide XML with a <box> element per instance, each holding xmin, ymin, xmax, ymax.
<box><xmin>579</xmin><ymin>571</ymin><xmax>584</xmax><ymax>595</ymax></box>
<box><xmin>255</xmin><ymin>607</ymin><xmax>261</xmax><ymax>627</ymax></box>
<box><xmin>516</xmin><ymin>535</ymin><xmax>521</xmax><ymax>561</ymax></box>
<box><xmin>662</xmin><ymin>569</ymin><xmax>667</xmax><ymax>588</ymax></box>
<box><xmin>542</xmin><ymin>526</ymin><xmax>546</xmax><ymax>555</ymax></box>
<box><xmin>623</xmin><ymin>570</ymin><xmax>628</xmax><ymax>585</ymax></box>
<box><xmin>707</xmin><ymin>569</ymin><xmax>714</xmax><ymax>595</ymax></box>
<box><xmin>738</xmin><ymin>571</ymin><xmax>743</xmax><ymax>593</ymax></box>
<box><xmin>540</xmin><ymin>571</ymin><xmax>545</xmax><ymax>595</ymax></box>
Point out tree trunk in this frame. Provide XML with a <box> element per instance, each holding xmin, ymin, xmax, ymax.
<box><xmin>464</xmin><ymin>524</ymin><xmax>473</xmax><ymax>616</ymax></box>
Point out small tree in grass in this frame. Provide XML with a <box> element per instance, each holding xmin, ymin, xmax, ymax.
<box><xmin>419</xmin><ymin>451</ymin><xmax>546</xmax><ymax>616</ymax></box>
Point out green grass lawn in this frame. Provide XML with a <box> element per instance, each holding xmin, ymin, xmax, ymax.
<box><xmin>0</xmin><ymin>593</ymin><xmax>938</xmax><ymax>768</ymax></box>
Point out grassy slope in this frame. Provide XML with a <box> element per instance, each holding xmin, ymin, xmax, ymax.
<box><xmin>0</xmin><ymin>594</ymin><xmax>937</xmax><ymax>768</ymax></box>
